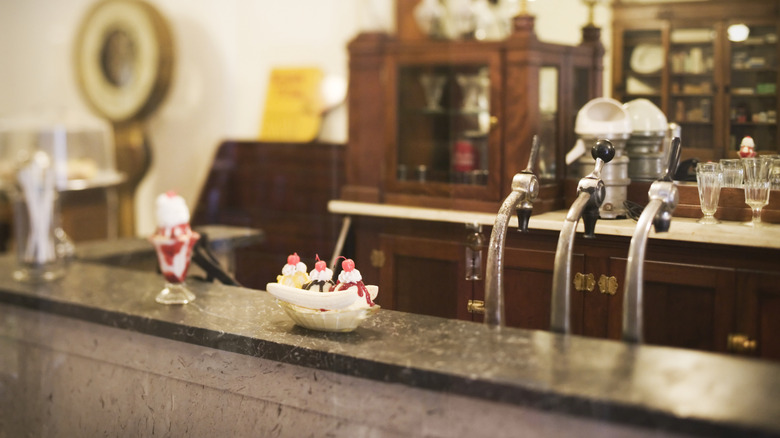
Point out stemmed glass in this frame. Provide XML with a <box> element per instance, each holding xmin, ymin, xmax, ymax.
<box><xmin>419</xmin><ymin>73</ymin><xmax>447</xmax><ymax>111</ymax></box>
<box><xmin>456</xmin><ymin>71</ymin><xmax>490</xmax><ymax>112</ymax></box>
<box><xmin>151</xmin><ymin>231</ymin><xmax>201</xmax><ymax>304</ymax></box>
<box><xmin>741</xmin><ymin>157</ymin><xmax>772</xmax><ymax>227</ymax></box>
<box><xmin>696</xmin><ymin>162</ymin><xmax>722</xmax><ymax>224</ymax></box>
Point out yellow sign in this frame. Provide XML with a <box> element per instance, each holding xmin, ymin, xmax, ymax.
<box><xmin>259</xmin><ymin>67</ymin><xmax>324</xmax><ymax>142</ymax></box>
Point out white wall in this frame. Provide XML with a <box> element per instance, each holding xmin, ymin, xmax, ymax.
<box><xmin>0</xmin><ymin>0</ymin><xmax>610</xmax><ymax>236</ymax></box>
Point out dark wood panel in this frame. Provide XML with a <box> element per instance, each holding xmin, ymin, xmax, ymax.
<box><xmin>192</xmin><ymin>141</ymin><xmax>345</xmax><ymax>290</ymax></box>
<box><xmin>379</xmin><ymin>233</ymin><xmax>469</xmax><ymax>320</ymax></box>
<box><xmin>501</xmin><ymin>247</ymin><xmax>585</xmax><ymax>333</ymax></box>
<box><xmin>610</xmin><ymin>259</ymin><xmax>736</xmax><ymax>353</ymax></box>
<box><xmin>736</xmin><ymin>271</ymin><xmax>780</xmax><ymax>360</ymax></box>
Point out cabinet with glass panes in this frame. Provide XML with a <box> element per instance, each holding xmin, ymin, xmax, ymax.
<box><xmin>728</xmin><ymin>22</ymin><xmax>778</xmax><ymax>156</ymax></box>
<box><xmin>342</xmin><ymin>1</ymin><xmax>605</xmax><ymax>214</ymax></box>
<box><xmin>612</xmin><ymin>0</ymin><xmax>780</xmax><ymax>161</ymax></box>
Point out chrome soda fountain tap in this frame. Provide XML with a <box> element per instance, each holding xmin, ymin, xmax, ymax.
<box><xmin>484</xmin><ymin>135</ymin><xmax>541</xmax><ymax>327</ymax></box>
<box><xmin>622</xmin><ymin>137</ymin><xmax>682</xmax><ymax>343</ymax></box>
<box><xmin>550</xmin><ymin>139</ymin><xmax>615</xmax><ymax>334</ymax></box>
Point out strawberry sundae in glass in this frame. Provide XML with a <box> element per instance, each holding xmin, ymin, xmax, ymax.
<box><xmin>150</xmin><ymin>191</ymin><xmax>200</xmax><ymax>304</ymax></box>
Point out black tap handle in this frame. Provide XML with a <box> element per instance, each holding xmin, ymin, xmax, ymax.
<box><xmin>582</xmin><ymin>208</ymin><xmax>600</xmax><ymax>239</ymax></box>
<box><xmin>653</xmin><ymin>208</ymin><xmax>673</xmax><ymax>233</ymax></box>
<box><xmin>516</xmin><ymin>206</ymin><xmax>532</xmax><ymax>233</ymax></box>
<box><xmin>592</xmin><ymin>139</ymin><xmax>616</xmax><ymax>164</ymax></box>
<box><xmin>662</xmin><ymin>137</ymin><xmax>682</xmax><ymax>182</ymax></box>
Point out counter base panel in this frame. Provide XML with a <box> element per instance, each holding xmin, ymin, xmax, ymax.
<box><xmin>0</xmin><ymin>303</ymin><xmax>690</xmax><ymax>438</ymax></box>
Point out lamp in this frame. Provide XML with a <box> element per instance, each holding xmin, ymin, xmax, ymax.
<box><xmin>728</xmin><ymin>24</ymin><xmax>750</xmax><ymax>42</ymax></box>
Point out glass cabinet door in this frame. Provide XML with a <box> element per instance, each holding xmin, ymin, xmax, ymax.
<box><xmin>396</xmin><ymin>64</ymin><xmax>492</xmax><ymax>186</ymax></box>
<box><xmin>620</xmin><ymin>29</ymin><xmax>664</xmax><ymax>109</ymax></box>
<box><xmin>667</xmin><ymin>26</ymin><xmax>717</xmax><ymax>156</ymax></box>
<box><xmin>538</xmin><ymin>66</ymin><xmax>559</xmax><ymax>181</ymax></box>
<box><xmin>727</xmin><ymin>23</ymin><xmax>778</xmax><ymax>155</ymax></box>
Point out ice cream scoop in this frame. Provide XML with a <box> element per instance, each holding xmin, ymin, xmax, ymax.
<box><xmin>334</xmin><ymin>258</ymin><xmax>375</xmax><ymax>307</ymax></box>
<box><xmin>303</xmin><ymin>257</ymin><xmax>335</xmax><ymax>291</ymax></box>
<box><xmin>277</xmin><ymin>253</ymin><xmax>309</xmax><ymax>288</ymax></box>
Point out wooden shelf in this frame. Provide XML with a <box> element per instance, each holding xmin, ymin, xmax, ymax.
<box><xmin>613</xmin><ymin>0</ymin><xmax>780</xmax><ymax>160</ymax></box>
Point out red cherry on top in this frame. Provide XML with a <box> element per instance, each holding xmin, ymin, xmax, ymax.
<box><xmin>287</xmin><ymin>253</ymin><xmax>300</xmax><ymax>265</ymax></box>
<box><xmin>165</xmin><ymin>190</ymin><xmax>178</xmax><ymax>197</ymax></box>
<box><xmin>342</xmin><ymin>258</ymin><xmax>355</xmax><ymax>272</ymax></box>
<box><xmin>315</xmin><ymin>260</ymin><xmax>326</xmax><ymax>271</ymax></box>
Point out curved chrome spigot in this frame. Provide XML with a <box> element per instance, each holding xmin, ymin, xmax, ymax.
<box><xmin>622</xmin><ymin>137</ymin><xmax>682</xmax><ymax>343</ymax></box>
<box><xmin>484</xmin><ymin>136</ymin><xmax>541</xmax><ymax>327</ymax></box>
<box><xmin>550</xmin><ymin>139</ymin><xmax>615</xmax><ymax>334</ymax></box>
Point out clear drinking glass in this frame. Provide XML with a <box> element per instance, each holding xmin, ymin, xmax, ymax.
<box><xmin>456</xmin><ymin>70</ymin><xmax>490</xmax><ymax>111</ymax></box>
<box><xmin>696</xmin><ymin>162</ymin><xmax>722</xmax><ymax>224</ymax></box>
<box><xmin>719</xmin><ymin>158</ymin><xmax>743</xmax><ymax>188</ymax></box>
<box><xmin>419</xmin><ymin>73</ymin><xmax>447</xmax><ymax>111</ymax></box>
<box><xmin>150</xmin><ymin>231</ymin><xmax>201</xmax><ymax>304</ymax></box>
<box><xmin>742</xmin><ymin>157</ymin><xmax>772</xmax><ymax>227</ymax></box>
<box><xmin>12</xmin><ymin>151</ymin><xmax>66</xmax><ymax>282</ymax></box>
<box><xmin>769</xmin><ymin>157</ymin><xmax>780</xmax><ymax>190</ymax></box>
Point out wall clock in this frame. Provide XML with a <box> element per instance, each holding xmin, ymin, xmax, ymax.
<box><xmin>74</xmin><ymin>0</ymin><xmax>174</xmax><ymax>236</ymax></box>
<box><xmin>74</xmin><ymin>0</ymin><xmax>173</xmax><ymax>122</ymax></box>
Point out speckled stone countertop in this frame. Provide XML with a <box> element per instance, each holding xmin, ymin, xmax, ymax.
<box><xmin>75</xmin><ymin>224</ymin><xmax>265</xmax><ymax>264</ymax></box>
<box><xmin>328</xmin><ymin>200</ymin><xmax>780</xmax><ymax>250</ymax></box>
<box><xmin>1</xmin><ymin>249</ymin><xmax>780</xmax><ymax>437</ymax></box>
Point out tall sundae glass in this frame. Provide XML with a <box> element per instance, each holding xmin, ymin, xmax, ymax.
<box><xmin>150</xmin><ymin>191</ymin><xmax>200</xmax><ymax>304</ymax></box>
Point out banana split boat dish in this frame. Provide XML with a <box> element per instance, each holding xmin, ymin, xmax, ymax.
<box><xmin>266</xmin><ymin>254</ymin><xmax>379</xmax><ymax>332</ymax></box>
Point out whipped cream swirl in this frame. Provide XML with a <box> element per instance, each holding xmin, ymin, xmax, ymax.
<box><xmin>156</xmin><ymin>191</ymin><xmax>190</xmax><ymax>228</ymax></box>
<box><xmin>282</xmin><ymin>262</ymin><xmax>307</xmax><ymax>276</ymax></box>
<box><xmin>338</xmin><ymin>268</ymin><xmax>362</xmax><ymax>284</ymax></box>
<box><xmin>310</xmin><ymin>266</ymin><xmax>334</xmax><ymax>282</ymax></box>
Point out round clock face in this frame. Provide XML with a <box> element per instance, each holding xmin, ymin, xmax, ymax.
<box><xmin>74</xmin><ymin>0</ymin><xmax>173</xmax><ymax>122</ymax></box>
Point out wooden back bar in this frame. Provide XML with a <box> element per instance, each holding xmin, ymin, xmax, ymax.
<box><xmin>192</xmin><ymin>141</ymin><xmax>345</xmax><ymax>289</ymax></box>
<box><xmin>566</xmin><ymin>179</ymin><xmax>780</xmax><ymax>224</ymax></box>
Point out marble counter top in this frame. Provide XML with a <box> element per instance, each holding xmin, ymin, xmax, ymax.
<box><xmin>328</xmin><ymin>200</ymin><xmax>780</xmax><ymax>250</ymax></box>
<box><xmin>1</xmin><ymin>250</ymin><xmax>780</xmax><ymax>437</ymax></box>
<box><xmin>75</xmin><ymin>224</ymin><xmax>265</xmax><ymax>263</ymax></box>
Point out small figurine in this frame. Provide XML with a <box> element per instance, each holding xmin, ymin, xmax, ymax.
<box><xmin>739</xmin><ymin>136</ymin><xmax>757</xmax><ymax>158</ymax></box>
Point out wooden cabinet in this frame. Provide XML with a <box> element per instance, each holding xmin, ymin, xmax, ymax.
<box><xmin>378</xmin><ymin>233</ymin><xmax>471</xmax><ymax>321</ymax></box>
<box><xmin>612</xmin><ymin>0</ymin><xmax>780</xmax><ymax>161</ymax></box>
<box><xmin>343</xmin><ymin>5</ymin><xmax>604</xmax><ymax>214</ymax></box>
<box><xmin>735</xmin><ymin>271</ymin><xmax>780</xmax><ymax>360</ymax></box>
<box><xmin>608</xmin><ymin>258</ymin><xmax>737</xmax><ymax>353</ymax></box>
<box><xmin>349</xmin><ymin>215</ymin><xmax>780</xmax><ymax>361</ymax></box>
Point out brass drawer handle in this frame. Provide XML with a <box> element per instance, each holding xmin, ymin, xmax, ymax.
<box><xmin>370</xmin><ymin>249</ymin><xmax>385</xmax><ymax>268</ymax></box>
<box><xmin>573</xmin><ymin>272</ymin><xmax>595</xmax><ymax>292</ymax></box>
<box><xmin>598</xmin><ymin>275</ymin><xmax>618</xmax><ymax>295</ymax></box>
<box><xmin>468</xmin><ymin>299</ymin><xmax>486</xmax><ymax>314</ymax></box>
<box><xmin>727</xmin><ymin>333</ymin><xmax>757</xmax><ymax>354</ymax></box>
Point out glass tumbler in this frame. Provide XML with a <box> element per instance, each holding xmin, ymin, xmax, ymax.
<box><xmin>742</xmin><ymin>157</ymin><xmax>772</xmax><ymax>227</ymax></box>
<box><xmin>719</xmin><ymin>159</ymin><xmax>743</xmax><ymax>188</ymax></box>
<box><xmin>12</xmin><ymin>152</ymin><xmax>66</xmax><ymax>282</ymax></box>
<box><xmin>419</xmin><ymin>73</ymin><xmax>447</xmax><ymax>111</ymax></box>
<box><xmin>769</xmin><ymin>157</ymin><xmax>780</xmax><ymax>190</ymax></box>
<box><xmin>696</xmin><ymin>162</ymin><xmax>722</xmax><ymax>224</ymax></box>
